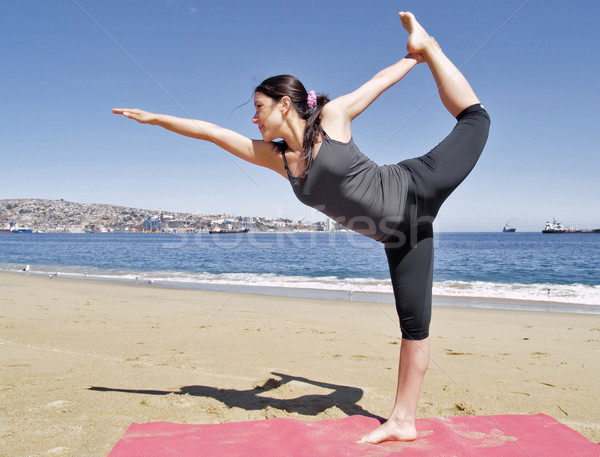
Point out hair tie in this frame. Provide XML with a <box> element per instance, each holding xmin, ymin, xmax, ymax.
<box><xmin>307</xmin><ymin>90</ymin><xmax>317</xmax><ymax>110</ymax></box>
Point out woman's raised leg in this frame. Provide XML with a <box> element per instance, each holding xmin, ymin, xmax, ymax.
<box><xmin>360</xmin><ymin>12</ymin><xmax>487</xmax><ymax>445</ymax></box>
<box><xmin>399</xmin><ymin>11</ymin><xmax>480</xmax><ymax>117</ymax></box>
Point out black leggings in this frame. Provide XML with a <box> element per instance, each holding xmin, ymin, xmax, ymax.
<box><xmin>385</xmin><ymin>104</ymin><xmax>490</xmax><ymax>340</ymax></box>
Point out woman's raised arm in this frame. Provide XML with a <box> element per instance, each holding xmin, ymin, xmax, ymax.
<box><xmin>112</xmin><ymin>108</ymin><xmax>285</xmax><ymax>175</ymax></box>
<box><xmin>319</xmin><ymin>54</ymin><xmax>421</xmax><ymax>141</ymax></box>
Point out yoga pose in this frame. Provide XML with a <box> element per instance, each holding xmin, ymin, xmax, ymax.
<box><xmin>114</xmin><ymin>12</ymin><xmax>490</xmax><ymax>444</ymax></box>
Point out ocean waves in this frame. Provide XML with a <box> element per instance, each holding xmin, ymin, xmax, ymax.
<box><xmin>1</xmin><ymin>231</ymin><xmax>598</xmax><ymax>310</ymax></box>
<box><xmin>433</xmin><ymin>280</ymin><xmax>600</xmax><ymax>306</ymax></box>
<box><xmin>3</xmin><ymin>263</ymin><xmax>599</xmax><ymax>308</ymax></box>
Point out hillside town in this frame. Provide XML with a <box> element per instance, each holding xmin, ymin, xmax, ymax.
<box><xmin>0</xmin><ymin>199</ymin><xmax>335</xmax><ymax>234</ymax></box>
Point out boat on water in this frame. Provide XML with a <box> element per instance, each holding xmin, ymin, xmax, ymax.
<box><xmin>542</xmin><ymin>219</ymin><xmax>567</xmax><ymax>233</ymax></box>
<box><xmin>209</xmin><ymin>227</ymin><xmax>250</xmax><ymax>234</ymax></box>
<box><xmin>209</xmin><ymin>219</ymin><xmax>251</xmax><ymax>234</ymax></box>
<box><xmin>502</xmin><ymin>223</ymin><xmax>516</xmax><ymax>232</ymax></box>
<box><xmin>208</xmin><ymin>220</ymin><xmax>250</xmax><ymax>234</ymax></box>
<box><xmin>542</xmin><ymin>219</ymin><xmax>600</xmax><ymax>234</ymax></box>
<box><xmin>0</xmin><ymin>223</ymin><xmax>33</xmax><ymax>234</ymax></box>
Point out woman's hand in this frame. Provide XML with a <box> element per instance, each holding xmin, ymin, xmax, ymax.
<box><xmin>406</xmin><ymin>53</ymin><xmax>425</xmax><ymax>65</ymax></box>
<box><xmin>405</xmin><ymin>36</ymin><xmax>440</xmax><ymax>65</ymax></box>
<box><xmin>112</xmin><ymin>108</ymin><xmax>157</xmax><ymax>125</ymax></box>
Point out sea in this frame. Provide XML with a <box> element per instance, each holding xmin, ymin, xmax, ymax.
<box><xmin>1</xmin><ymin>231</ymin><xmax>599</xmax><ymax>313</ymax></box>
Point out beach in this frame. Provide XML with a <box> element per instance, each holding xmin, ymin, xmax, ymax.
<box><xmin>1</xmin><ymin>272</ymin><xmax>599</xmax><ymax>456</ymax></box>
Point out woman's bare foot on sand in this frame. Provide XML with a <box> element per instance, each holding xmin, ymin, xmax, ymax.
<box><xmin>358</xmin><ymin>417</ymin><xmax>417</xmax><ymax>444</ymax></box>
<box><xmin>398</xmin><ymin>12</ymin><xmax>436</xmax><ymax>57</ymax></box>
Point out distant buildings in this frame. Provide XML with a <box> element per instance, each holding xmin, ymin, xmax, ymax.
<box><xmin>0</xmin><ymin>198</ymin><xmax>335</xmax><ymax>234</ymax></box>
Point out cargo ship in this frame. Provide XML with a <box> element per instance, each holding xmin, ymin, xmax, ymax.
<box><xmin>542</xmin><ymin>219</ymin><xmax>600</xmax><ymax>234</ymax></box>
<box><xmin>502</xmin><ymin>223</ymin><xmax>516</xmax><ymax>232</ymax></box>
<box><xmin>209</xmin><ymin>227</ymin><xmax>250</xmax><ymax>234</ymax></box>
<box><xmin>209</xmin><ymin>221</ymin><xmax>250</xmax><ymax>234</ymax></box>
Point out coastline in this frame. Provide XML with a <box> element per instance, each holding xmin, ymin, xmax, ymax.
<box><xmin>1</xmin><ymin>272</ymin><xmax>599</xmax><ymax>456</ymax></box>
<box><xmin>0</xmin><ymin>270</ymin><xmax>600</xmax><ymax>315</ymax></box>
<box><xmin>2</xmin><ymin>231</ymin><xmax>599</xmax><ymax>308</ymax></box>
<box><xmin>2</xmin><ymin>269</ymin><xmax>599</xmax><ymax>314</ymax></box>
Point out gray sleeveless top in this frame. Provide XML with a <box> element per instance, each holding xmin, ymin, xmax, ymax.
<box><xmin>282</xmin><ymin>134</ymin><xmax>410</xmax><ymax>242</ymax></box>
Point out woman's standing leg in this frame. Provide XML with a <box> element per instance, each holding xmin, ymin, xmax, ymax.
<box><xmin>359</xmin><ymin>226</ymin><xmax>434</xmax><ymax>444</ymax></box>
<box><xmin>359</xmin><ymin>12</ymin><xmax>486</xmax><ymax>444</ymax></box>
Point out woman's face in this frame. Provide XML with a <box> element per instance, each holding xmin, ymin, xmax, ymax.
<box><xmin>252</xmin><ymin>92</ymin><xmax>283</xmax><ymax>141</ymax></box>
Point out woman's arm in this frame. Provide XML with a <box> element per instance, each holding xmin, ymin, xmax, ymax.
<box><xmin>112</xmin><ymin>109</ymin><xmax>285</xmax><ymax>175</ymax></box>
<box><xmin>320</xmin><ymin>54</ymin><xmax>421</xmax><ymax>141</ymax></box>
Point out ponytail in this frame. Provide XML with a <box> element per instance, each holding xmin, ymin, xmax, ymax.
<box><xmin>300</xmin><ymin>93</ymin><xmax>329</xmax><ymax>184</ymax></box>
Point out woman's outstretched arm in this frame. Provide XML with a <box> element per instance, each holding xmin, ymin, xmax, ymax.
<box><xmin>320</xmin><ymin>54</ymin><xmax>421</xmax><ymax>142</ymax></box>
<box><xmin>112</xmin><ymin>109</ymin><xmax>285</xmax><ymax>176</ymax></box>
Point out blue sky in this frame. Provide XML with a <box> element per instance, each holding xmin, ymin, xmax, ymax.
<box><xmin>2</xmin><ymin>0</ymin><xmax>599</xmax><ymax>231</ymax></box>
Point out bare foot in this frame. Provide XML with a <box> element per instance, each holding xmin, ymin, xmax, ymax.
<box><xmin>398</xmin><ymin>12</ymin><xmax>434</xmax><ymax>56</ymax></box>
<box><xmin>357</xmin><ymin>418</ymin><xmax>417</xmax><ymax>444</ymax></box>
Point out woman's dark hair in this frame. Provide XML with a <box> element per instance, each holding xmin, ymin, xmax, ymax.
<box><xmin>255</xmin><ymin>75</ymin><xmax>329</xmax><ymax>184</ymax></box>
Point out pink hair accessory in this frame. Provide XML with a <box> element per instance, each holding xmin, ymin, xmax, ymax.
<box><xmin>307</xmin><ymin>90</ymin><xmax>317</xmax><ymax>110</ymax></box>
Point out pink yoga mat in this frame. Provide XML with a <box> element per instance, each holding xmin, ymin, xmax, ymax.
<box><xmin>108</xmin><ymin>414</ymin><xmax>599</xmax><ymax>457</ymax></box>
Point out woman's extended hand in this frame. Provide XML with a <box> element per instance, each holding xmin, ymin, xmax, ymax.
<box><xmin>406</xmin><ymin>36</ymin><xmax>440</xmax><ymax>65</ymax></box>
<box><xmin>406</xmin><ymin>53</ymin><xmax>425</xmax><ymax>65</ymax></box>
<box><xmin>112</xmin><ymin>108</ymin><xmax>157</xmax><ymax>125</ymax></box>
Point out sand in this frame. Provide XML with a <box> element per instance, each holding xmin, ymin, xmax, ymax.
<box><xmin>1</xmin><ymin>272</ymin><xmax>598</xmax><ymax>456</ymax></box>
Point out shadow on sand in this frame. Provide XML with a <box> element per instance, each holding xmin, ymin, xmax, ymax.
<box><xmin>90</xmin><ymin>371</ymin><xmax>383</xmax><ymax>421</ymax></box>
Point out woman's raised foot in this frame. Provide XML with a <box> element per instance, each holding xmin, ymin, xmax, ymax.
<box><xmin>398</xmin><ymin>12</ymin><xmax>434</xmax><ymax>56</ymax></box>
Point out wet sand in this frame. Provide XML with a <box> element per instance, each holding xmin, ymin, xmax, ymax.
<box><xmin>1</xmin><ymin>272</ymin><xmax>598</xmax><ymax>456</ymax></box>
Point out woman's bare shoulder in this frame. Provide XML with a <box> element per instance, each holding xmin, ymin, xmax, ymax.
<box><xmin>320</xmin><ymin>102</ymin><xmax>352</xmax><ymax>143</ymax></box>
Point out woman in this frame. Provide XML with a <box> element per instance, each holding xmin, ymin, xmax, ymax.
<box><xmin>114</xmin><ymin>12</ymin><xmax>490</xmax><ymax>444</ymax></box>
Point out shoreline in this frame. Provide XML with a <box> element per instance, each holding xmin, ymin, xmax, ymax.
<box><xmin>1</xmin><ymin>273</ymin><xmax>599</xmax><ymax>456</ymax></box>
<box><xmin>2</xmin><ymin>270</ymin><xmax>599</xmax><ymax>315</ymax></box>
